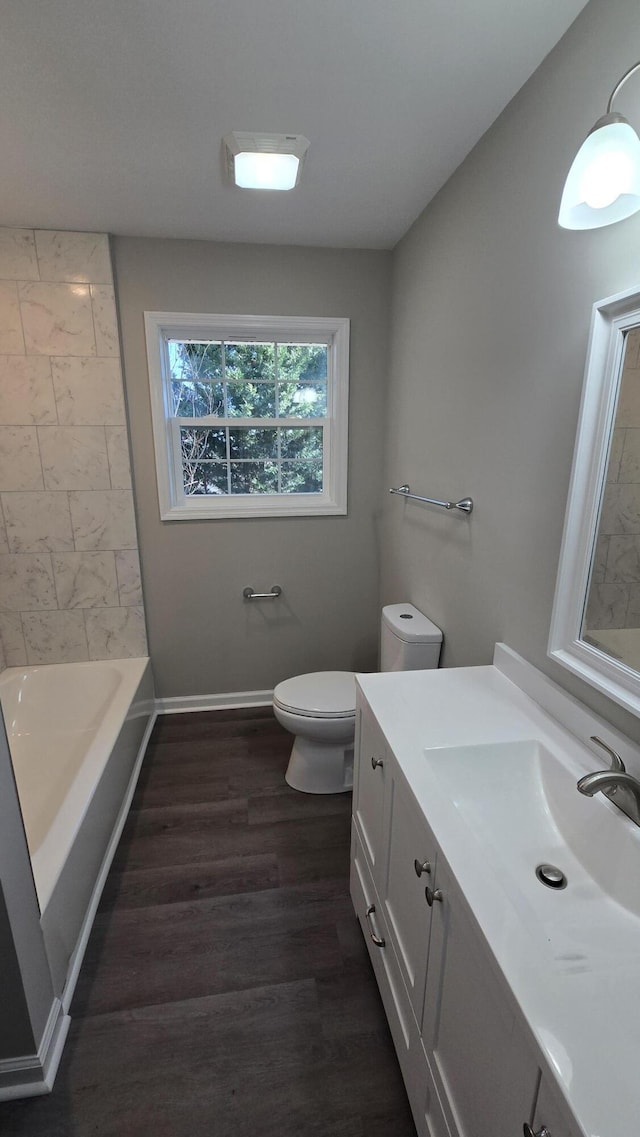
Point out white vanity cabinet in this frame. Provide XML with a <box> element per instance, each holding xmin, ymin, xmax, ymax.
<box><xmin>354</xmin><ymin>698</ymin><xmax>438</xmax><ymax>1020</ymax></box>
<box><xmin>353</xmin><ymin>701</ymin><xmax>388</xmax><ymax>884</ymax></box>
<box><xmin>351</xmin><ymin>693</ymin><xmax>583</xmax><ymax>1137</ymax></box>
<box><xmin>380</xmin><ymin>758</ymin><xmax>438</xmax><ymax>1023</ymax></box>
<box><xmin>530</xmin><ymin>1079</ymin><xmax>584</xmax><ymax>1137</ymax></box>
<box><xmin>350</xmin><ymin>825</ymin><xmax>430</xmax><ymax>1130</ymax></box>
<box><xmin>422</xmin><ymin>855</ymin><xmax>539</xmax><ymax>1137</ymax></box>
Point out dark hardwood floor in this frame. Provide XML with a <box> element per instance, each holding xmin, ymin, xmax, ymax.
<box><xmin>1</xmin><ymin>707</ymin><xmax>416</xmax><ymax>1136</ymax></box>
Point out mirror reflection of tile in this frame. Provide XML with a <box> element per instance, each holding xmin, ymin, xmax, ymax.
<box><xmin>585</xmin><ymin>326</ymin><xmax>640</xmax><ymax>667</ymax></box>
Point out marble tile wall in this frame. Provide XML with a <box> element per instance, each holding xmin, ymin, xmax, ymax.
<box><xmin>587</xmin><ymin>327</ymin><xmax>640</xmax><ymax>632</ymax></box>
<box><xmin>0</xmin><ymin>228</ymin><xmax>147</xmax><ymax>666</ymax></box>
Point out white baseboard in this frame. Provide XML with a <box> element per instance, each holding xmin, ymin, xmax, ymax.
<box><xmin>155</xmin><ymin>689</ymin><xmax>273</xmax><ymax>714</ymax></box>
<box><xmin>61</xmin><ymin>709</ymin><xmax>157</xmax><ymax>1014</ymax></box>
<box><xmin>0</xmin><ymin>999</ymin><xmax>70</xmax><ymax>1101</ymax></box>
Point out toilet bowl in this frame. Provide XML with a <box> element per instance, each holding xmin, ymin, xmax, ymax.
<box><xmin>273</xmin><ymin>604</ymin><xmax>442</xmax><ymax>794</ymax></box>
<box><xmin>273</xmin><ymin>671</ymin><xmax>356</xmax><ymax>794</ymax></box>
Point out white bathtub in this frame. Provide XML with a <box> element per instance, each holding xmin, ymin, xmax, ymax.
<box><xmin>0</xmin><ymin>657</ymin><xmax>154</xmax><ymax>999</ymax></box>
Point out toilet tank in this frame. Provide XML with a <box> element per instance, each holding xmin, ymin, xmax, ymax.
<box><xmin>380</xmin><ymin>603</ymin><xmax>442</xmax><ymax>671</ymax></box>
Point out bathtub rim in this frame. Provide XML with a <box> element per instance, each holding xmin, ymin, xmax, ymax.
<box><xmin>0</xmin><ymin>657</ymin><xmax>151</xmax><ymax>914</ymax></box>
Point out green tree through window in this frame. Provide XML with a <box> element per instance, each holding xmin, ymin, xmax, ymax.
<box><xmin>170</xmin><ymin>339</ymin><xmax>327</xmax><ymax>497</ymax></box>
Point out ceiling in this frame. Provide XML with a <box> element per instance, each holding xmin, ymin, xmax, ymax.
<box><xmin>1</xmin><ymin>0</ymin><xmax>589</xmax><ymax>249</ymax></box>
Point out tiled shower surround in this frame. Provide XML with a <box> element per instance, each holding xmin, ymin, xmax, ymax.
<box><xmin>0</xmin><ymin>228</ymin><xmax>147</xmax><ymax>666</ymax></box>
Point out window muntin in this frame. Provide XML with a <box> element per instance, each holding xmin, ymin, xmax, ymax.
<box><xmin>144</xmin><ymin>313</ymin><xmax>349</xmax><ymax>519</ymax></box>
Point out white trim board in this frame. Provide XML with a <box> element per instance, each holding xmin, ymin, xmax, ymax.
<box><xmin>0</xmin><ymin>999</ymin><xmax>70</xmax><ymax>1101</ymax></box>
<box><xmin>155</xmin><ymin>689</ymin><xmax>273</xmax><ymax>714</ymax></box>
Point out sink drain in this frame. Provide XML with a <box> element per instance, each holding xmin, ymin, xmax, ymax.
<box><xmin>535</xmin><ymin>864</ymin><xmax>567</xmax><ymax>890</ymax></box>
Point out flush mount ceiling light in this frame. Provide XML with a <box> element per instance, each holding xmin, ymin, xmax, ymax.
<box><xmin>223</xmin><ymin>132</ymin><xmax>309</xmax><ymax>190</ymax></box>
<box><xmin>559</xmin><ymin>61</ymin><xmax>640</xmax><ymax>230</ymax></box>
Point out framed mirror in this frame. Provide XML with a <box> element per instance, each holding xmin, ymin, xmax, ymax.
<box><xmin>550</xmin><ymin>285</ymin><xmax>640</xmax><ymax>716</ymax></box>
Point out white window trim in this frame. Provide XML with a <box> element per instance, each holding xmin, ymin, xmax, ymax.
<box><xmin>144</xmin><ymin>312</ymin><xmax>350</xmax><ymax>520</ymax></box>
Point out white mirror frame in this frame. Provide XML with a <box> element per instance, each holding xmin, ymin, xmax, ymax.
<box><xmin>549</xmin><ymin>285</ymin><xmax>640</xmax><ymax>716</ymax></box>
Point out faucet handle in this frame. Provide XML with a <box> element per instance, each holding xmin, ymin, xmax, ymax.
<box><xmin>590</xmin><ymin>735</ymin><xmax>625</xmax><ymax>773</ymax></box>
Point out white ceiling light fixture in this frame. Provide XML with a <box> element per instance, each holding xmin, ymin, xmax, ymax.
<box><xmin>223</xmin><ymin>132</ymin><xmax>310</xmax><ymax>191</ymax></box>
<box><xmin>559</xmin><ymin>61</ymin><xmax>640</xmax><ymax>230</ymax></box>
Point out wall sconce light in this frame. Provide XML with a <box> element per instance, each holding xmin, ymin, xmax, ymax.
<box><xmin>223</xmin><ymin>132</ymin><xmax>309</xmax><ymax>190</ymax></box>
<box><xmin>559</xmin><ymin>61</ymin><xmax>640</xmax><ymax>229</ymax></box>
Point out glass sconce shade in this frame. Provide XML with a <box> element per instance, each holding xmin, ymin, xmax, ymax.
<box><xmin>559</xmin><ymin>113</ymin><xmax>640</xmax><ymax>229</ymax></box>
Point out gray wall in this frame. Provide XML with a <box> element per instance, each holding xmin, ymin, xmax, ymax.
<box><xmin>381</xmin><ymin>0</ymin><xmax>640</xmax><ymax>740</ymax></box>
<box><xmin>114</xmin><ymin>238</ymin><xmax>390</xmax><ymax>698</ymax></box>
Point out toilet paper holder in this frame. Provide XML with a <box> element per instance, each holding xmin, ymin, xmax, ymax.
<box><xmin>243</xmin><ymin>585</ymin><xmax>283</xmax><ymax>601</ymax></box>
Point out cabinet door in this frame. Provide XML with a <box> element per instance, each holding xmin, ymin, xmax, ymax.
<box><xmin>350</xmin><ymin>829</ymin><xmax>430</xmax><ymax>1137</ymax></box>
<box><xmin>424</xmin><ymin>1059</ymin><xmax>453</xmax><ymax>1137</ymax></box>
<box><xmin>353</xmin><ymin>700</ymin><xmax>388</xmax><ymax>882</ymax></box>
<box><xmin>381</xmin><ymin>767</ymin><xmax>437</xmax><ymax>1023</ymax></box>
<box><xmin>422</xmin><ymin>858</ymin><xmax>539</xmax><ymax>1137</ymax></box>
<box><xmin>530</xmin><ymin>1077</ymin><xmax>583</xmax><ymax>1137</ymax></box>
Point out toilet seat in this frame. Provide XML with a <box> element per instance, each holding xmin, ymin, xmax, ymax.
<box><xmin>273</xmin><ymin>671</ymin><xmax>356</xmax><ymax>719</ymax></box>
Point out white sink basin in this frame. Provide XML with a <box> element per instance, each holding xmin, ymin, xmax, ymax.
<box><xmin>423</xmin><ymin>739</ymin><xmax>640</xmax><ymax>959</ymax></box>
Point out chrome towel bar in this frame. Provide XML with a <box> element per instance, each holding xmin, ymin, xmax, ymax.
<box><xmin>389</xmin><ymin>484</ymin><xmax>473</xmax><ymax>515</ymax></box>
<box><xmin>242</xmin><ymin>585</ymin><xmax>283</xmax><ymax>600</ymax></box>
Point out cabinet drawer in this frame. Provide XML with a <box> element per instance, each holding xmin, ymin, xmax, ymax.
<box><xmin>350</xmin><ymin>829</ymin><xmax>429</xmax><ymax>1136</ymax></box>
<box><xmin>353</xmin><ymin>703</ymin><xmax>388</xmax><ymax>883</ymax></box>
<box><xmin>381</xmin><ymin>768</ymin><xmax>438</xmax><ymax>1023</ymax></box>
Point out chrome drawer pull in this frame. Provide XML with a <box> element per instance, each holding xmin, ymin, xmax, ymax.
<box><xmin>523</xmin><ymin>1126</ymin><xmax>551</xmax><ymax>1137</ymax></box>
<box><xmin>425</xmin><ymin>886</ymin><xmax>443</xmax><ymax>907</ymax></box>
<box><xmin>414</xmin><ymin>859</ymin><xmax>431</xmax><ymax>877</ymax></box>
<box><xmin>365</xmin><ymin>904</ymin><xmax>385</xmax><ymax>947</ymax></box>
<box><xmin>371</xmin><ymin>756</ymin><xmax>384</xmax><ymax>770</ymax></box>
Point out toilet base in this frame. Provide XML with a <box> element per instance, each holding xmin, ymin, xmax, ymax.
<box><xmin>285</xmin><ymin>736</ymin><xmax>354</xmax><ymax>794</ymax></box>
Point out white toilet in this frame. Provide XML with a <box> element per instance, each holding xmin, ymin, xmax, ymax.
<box><xmin>273</xmin><ymin>603</ymin><xmax>443</xmax><ymax>794</ymax></box>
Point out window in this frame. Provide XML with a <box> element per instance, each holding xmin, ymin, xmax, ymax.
<box><xmin>144</xmin><ymin>313</ymin><xmax>349</xmax><ymax>519</ymax></box>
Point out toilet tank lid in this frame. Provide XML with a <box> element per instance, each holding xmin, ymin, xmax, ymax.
<box><xmin>382</xmin><ymin>604</ymin><xmax>442</xmax><ymax>644</ymax></box>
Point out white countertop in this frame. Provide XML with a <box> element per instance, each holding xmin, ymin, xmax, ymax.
<box><xmin>356</xmin><ymin>645</ymin><xmax>640</xmax><ymax>1137</ymax></box>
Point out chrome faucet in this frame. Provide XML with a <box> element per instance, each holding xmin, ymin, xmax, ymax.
<box><xmin>588</xmin><ymin>735</ymin><xmax>625</xmax><ymax>773</ymax></box>
<box><xmin>577</xmin><ymin>736</ymin><xmax>640</xmax><ymax>827</ymax></box>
